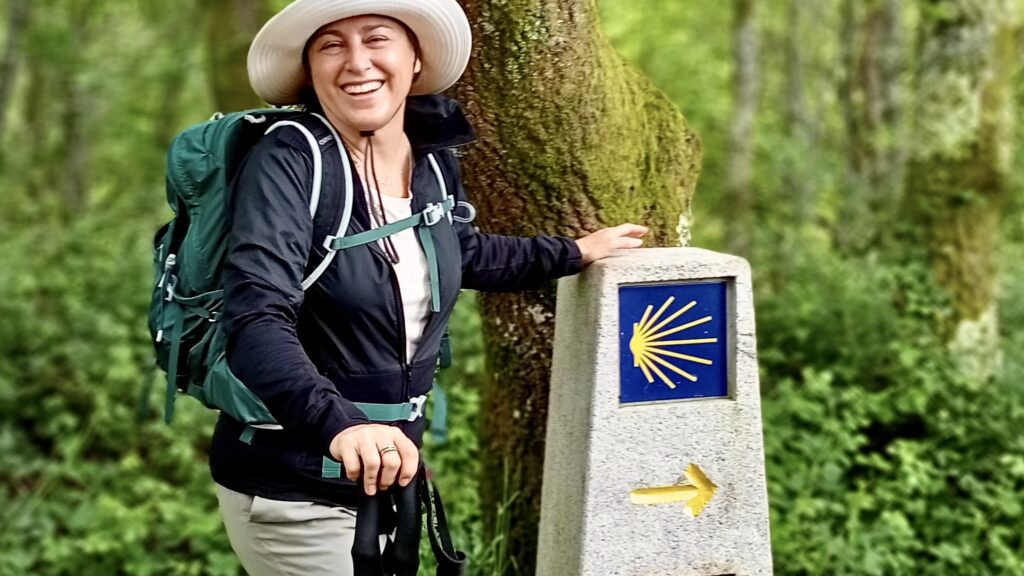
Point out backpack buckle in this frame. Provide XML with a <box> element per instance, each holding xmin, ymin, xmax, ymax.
<box><xmin>164</xmin><ymin>276</ymin><xmax>177</xmax><ymax>302</ymax></box>
<box><xmin>408</xmin><ymin>395</ymin><xmax>428</xmax><ymax>421</ymax></box>
<box><xmin>162</xmin><ymin>254</ymin><xmax>178</xmax><ymax>301</ymax></box>
<box><xmin>422</xmin><ymin>203</ymin><xmax>445</xmax><ymax>227</ymax></box>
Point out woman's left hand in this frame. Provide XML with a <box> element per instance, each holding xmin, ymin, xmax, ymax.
<box><xmin>576</xmin><ymin>223</ymin><xmax>649</xmax><ymax>265</ymax></box>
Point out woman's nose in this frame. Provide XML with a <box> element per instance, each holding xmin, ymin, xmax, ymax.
<box><xmin>346</xmin><ymin>44</ymin><xmax>372</xmax><ymax>73</ymax></box>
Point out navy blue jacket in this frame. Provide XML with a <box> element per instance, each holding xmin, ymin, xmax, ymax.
<box><xmin>209</xmin><ymin>96</ymin><xmax>582</xmax><ymax>505</ymax></box>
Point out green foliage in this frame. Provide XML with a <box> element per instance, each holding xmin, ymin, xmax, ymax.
<box><xmin>600</xmin><ymin>0</ymin><xmax>733</xmax><ymax>247</ymax></box>
<box><xmin>0</xmin><ymin>211</ymin><xmax>236</xmax><ymax>575</ymax></box>
<box><xmin>757</xmin><ymin>239</ymin><xmax>1024</xmax><ymax>575</ymax></box>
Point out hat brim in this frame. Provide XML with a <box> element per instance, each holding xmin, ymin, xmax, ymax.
<box><xmin>248</xmin><ymin>0</ymin><xmax>471</xmax><ymax>105</ymax></box>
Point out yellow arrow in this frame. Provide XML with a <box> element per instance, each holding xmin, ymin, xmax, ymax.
<box><xmin>629</xmin><ymin>463</ymin><xmax>718</xmax><ymax>517</ymax></box>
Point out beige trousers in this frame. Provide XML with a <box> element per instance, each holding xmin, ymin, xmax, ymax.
<box><xmin>215</xmin><ymin>483</ymin><xmax>359</xmax><ymax>576</ymax></box>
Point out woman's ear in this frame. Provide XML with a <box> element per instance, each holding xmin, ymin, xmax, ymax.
<box><xmin>413</xmin><ymin>56</ymin><xmax>422</xmax><ymax>75</ymax></box>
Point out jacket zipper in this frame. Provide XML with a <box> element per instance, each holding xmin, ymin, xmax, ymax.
<box><xmin>386</xmin><ymin>260</ymin><xmax>412</xmax><ymax>401</ymax></box>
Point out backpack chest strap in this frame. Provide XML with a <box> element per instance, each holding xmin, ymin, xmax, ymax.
<box><xmin>326</xmin><ymin>196</ymin><xmax>454</xmax><ymax>312</ymax></box>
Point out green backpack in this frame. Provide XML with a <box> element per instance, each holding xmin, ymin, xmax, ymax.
<box><xmin>148</xmin><ymin>109</ymin><xmax>457</xmax><ymax>427</ymax></box>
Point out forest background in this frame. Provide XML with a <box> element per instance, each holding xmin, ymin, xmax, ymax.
<box><xmin>1</xmin><ymin>0</ymin><xmax>1023</xmax><ymax>575</ymax></box>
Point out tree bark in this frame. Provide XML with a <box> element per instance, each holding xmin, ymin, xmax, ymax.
<box><xmin>858</xmin><ymin>0</ymin><xmax>903</xmax><ymax>219</ymax></box>
<box><xmin>901</xmin><ymin>0</ymin><xmax>1019</xmax><ymax>381</ymax></box>
<box><xmin>204</xmin><ymin>0</ymin><xmax>271</xmax><ymax>111</ymax></box>
<box><xmin>0</xmin><ymin>0</ymin><xmax>30</xmax><ymax>146</ymax></box>
<box><xmin>726</xmin><ymin>0</ymin><xmax>758</xmax><ymax>257</ymax></box>
<box><xmin>453</xmin><ymin>1</ymin><xmax>701</xmax><ymax>572</ymax></box>
<box><xmin>838</xmin><ymin>0</ymin><xmax>856</xmax><ymax>153</ymax></box>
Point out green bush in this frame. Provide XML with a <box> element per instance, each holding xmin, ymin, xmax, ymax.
<box><xmin>758</xmin><ymin>240</ymin><xmax>1024</xmax><ymax>575</ymax></box>
<box><xmin>0</xmin><ymin>213</ymin><xmax>237</xmax><ymax>576</ymax></box>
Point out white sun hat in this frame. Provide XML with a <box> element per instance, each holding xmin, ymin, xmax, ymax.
<box><xmin>248</xmin><ymin>0</ymin><xmax>472</xmax><ymax>106</ymax></box>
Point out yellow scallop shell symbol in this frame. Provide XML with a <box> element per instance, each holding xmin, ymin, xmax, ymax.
<box><xmin>628</xmin><ymin>296</ymin><xmax>718</xmax><ymax>389</ymax></box>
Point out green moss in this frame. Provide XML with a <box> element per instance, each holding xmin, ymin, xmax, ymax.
<box><xmin>949</xmin><ymin>304</ymin><xmax>1002</xmax><ymax>382</ymax></box>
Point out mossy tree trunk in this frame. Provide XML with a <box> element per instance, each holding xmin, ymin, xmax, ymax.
<box><xmin>900</xmin><ymin>0</ymin><xmax>1019</xmax><ymax>380</ymax></box>
<box><xmin>453</xmin><ymin>1</ymin><xmax>701</xmax><ymax>571</ymax></box>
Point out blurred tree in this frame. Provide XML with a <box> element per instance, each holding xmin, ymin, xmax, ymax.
<box><xmin>1</xmin><ymin>0</ymin><xmax>1021</xmax><ymax>572</ymax></box>
<box><xmin>10</xmin><ymin>0</ymin><xmax>93</xmax><ymax>222</ymax></box>
<box><xmin>901</xmin><ymin>0</ymin><xmax>1020</xmax><ymax>380</ymax></box>
<box><xmin>838</xmin><ymin>0</ymin><xmax>905</xmax><ymax>249</ymax></box>
<box><xmin>0</xmin><ymin>0</ymin><xmax>28</xmax><ymax>146</ymax></box>
<box><xmin>59</xmin><ymin>0</ymin><xmax>91</xmax><ymax>216</ymax></box>
<box><xmin>782</xmin><ymin>0</ymin><xmax>812</xmax><ymax>225</ymax></box>
<box><xmin>204</xmin><ymin>0</ymin><xmax>271</xmax><ymax>111</ymax></box>
<box><xmin>453</xmin><ymin>0</ymin><xmax>701</xmax><ymax>572</ymax></box>
<box><xmin>727</xmin><ymin>0</ymin><xmax>759</xmax><ymax>257</ymax></box>
<box><xmin>0</xmin><ymin>2</ymin><xmax>239</xmax><ymax>573</ymax></box>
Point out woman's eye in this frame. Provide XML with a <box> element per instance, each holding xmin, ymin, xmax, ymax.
<box><xmin>367</xmin><ymin>36</ymin><xmax>389</xmax><ymax>43</ymax></box>
<box><xmin>321</xmin><ymin>41</ymin><xmax>344</xmax><ymax>51</ymax></box>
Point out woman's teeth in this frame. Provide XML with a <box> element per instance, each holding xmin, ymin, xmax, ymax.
<box><xmin>343</xmin><ymin>81</ymin><xmax>383</xmax><ymax>95</ymax></box>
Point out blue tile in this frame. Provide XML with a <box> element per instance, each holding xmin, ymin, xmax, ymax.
<box><xmin>619</xmin><ymin>282</ymin><xmax>729</xmax><ymax>404</ymax></box>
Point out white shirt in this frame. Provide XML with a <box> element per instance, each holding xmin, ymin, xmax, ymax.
<box><xmin>376</xmin><ymin>193</ymin><xmax>431</xmax><ymax>360</ymax></box>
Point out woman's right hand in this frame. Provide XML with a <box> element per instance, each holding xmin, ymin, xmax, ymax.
<box><xmin>329</xmin><ymin>424</ymin><xmax>419</xmax><ymax>495</ymax></box>
<box><xmin>576</xmin><ymin>223</ymin><xmax>649</xmax><ymax>265</ymax></box>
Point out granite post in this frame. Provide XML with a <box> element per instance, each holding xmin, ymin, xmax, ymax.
<box><xmin>537</xmin><ymin>248</ymin><xmax>772</xmax><ymax>576</ymax></box>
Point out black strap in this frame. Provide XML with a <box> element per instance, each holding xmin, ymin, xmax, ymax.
<box><xmin>420</xmin><ymin>468</ymin><xmax>468</xmax><ymax>575</ymax></box>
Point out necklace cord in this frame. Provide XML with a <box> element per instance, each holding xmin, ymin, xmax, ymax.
<box><xmin>363</xmin><ymin>136</ymin><xmax>401</xmax><ymax>264</ymax></box>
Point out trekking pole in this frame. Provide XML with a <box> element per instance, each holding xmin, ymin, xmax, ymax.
<box><xmin>387</xmin><ymin>471</ymin><xmax>421</xmax><ymax>576</ymax></box>
<box><xmin>353</xmin><ymin>472</ymin><xmax>421</xmax><ymax>576</ymax></box>
<box><xmin>352</xmin><ymin>490</ymin><xmax>386</xmax><ymax>576</ymax></box>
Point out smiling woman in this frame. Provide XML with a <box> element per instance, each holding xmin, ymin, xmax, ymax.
<box><xmin>211</xmin><ymin>0</ymin><xmax>649</xmax><ymax>574</ymax></box>
<box><xmin>304</xmin><ymin>17</ymin><xmax>423</xmax><ymax>149</ymax></box>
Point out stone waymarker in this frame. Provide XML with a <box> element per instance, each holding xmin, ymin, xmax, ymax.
<box><xmin>537</xmin><ymin>248</ymin><xmax>772</xmax><ymax>576</ymax></box>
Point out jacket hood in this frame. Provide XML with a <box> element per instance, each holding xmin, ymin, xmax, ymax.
<box><xmin>404</xmin><ymin>95</ymin><xmax>476</xmax><ymax>158</ymax></box>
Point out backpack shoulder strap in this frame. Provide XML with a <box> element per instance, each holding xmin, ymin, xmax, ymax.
<box><xmin>260</xmin><ymin>113</ymin><xmax>355</xmax><ymax>291</ymax></box>
<box><xmin>301</xmin><ymin>113</ymin><xmax>355</xmax><ymax>291</ymax></box>
<box><xmin>263</xmin><ymin>119</ymin><xmax>325</xmax><ymax>220</ymax></box>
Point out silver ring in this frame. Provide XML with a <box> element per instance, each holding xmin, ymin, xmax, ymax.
<box><xmin>378</xmin><ymin>445</ymin><xmax>398</xmax><ymax>456</ymax></box>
